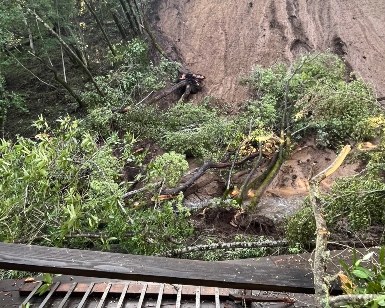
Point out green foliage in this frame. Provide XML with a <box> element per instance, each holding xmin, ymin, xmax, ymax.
<box><xmin>147</xmin><ymin>152</ymin><xmax>189</xmax><ymax>187</ymax></box>
<box><xmin>286</xmin><ymin>172</ymin><xmax>385</xmax><ymax>247</ymax></box>
<box><xmin>83</xmin><ymin>39</ymin><xmax>180</xmax><ymax>109</ymax></box>
<box><xmin>285</xmin><ymin>198</ymin><xmax>316</xmax><ymax>248</ymax></box>
<box><xmin>286</xmin><ymin>157</ymin><xmax>385</xmax><ymax>247</ymax></box>
<box><xmin>0</xmin><ymin>115</ymin><xmax>194</xmax><ymax>255</ymax></box>
<box><xmin>160</xmin><ymin>102</ymin><xmax>233</xmax><ymax>159</ymax></box>
<box><xmin>0</xmin><ymin>74</ymin><xmax>26</xmax><ymax>128</ymax></box>
<box><xmin>36</xmin><ymin>273</ymin><xmax>59</xmax><ymax>296</ymax></box>
<box><xmin>354</xmin><ymin>114</ymin><xmax>385</xmax><ymax>141</ymax></box>
<box><xmin>108</xmin><ymin>196</ymin><xmax>193</xmax><ymax>255</ymax></box>
<box><xmin>339</xmin><ymin>248</ymin><xmax>385</xmax><ymax>307</ymax></box>
<box><xmin>0</xmin><ymin>116</ymin><xmax>134</xmax><ymax>244</ymax></box>
<box><xmin>0</xmin><ymin>270</ymin><xmax>35</xmax><ymax>280</ymax></box>
<box><xmin>296</xmin><ymin>78</ymin><xmax>379</xmax><ymax>146</ymax></box>
<box><xmin>323</xmin><ymin>174</ymin><xmax>385</xmax><ymax>232</ymax></box>
<box><xmin>243</xmin><ymin>52</ymin><xmax>379</xmax><ymax>147</ymax></box>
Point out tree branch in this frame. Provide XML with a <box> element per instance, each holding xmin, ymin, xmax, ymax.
<box><xmin>309</xmin><ymin>145</ymin><xmax>351</xmax><ymax>307</ymax></box>
<box><xmin>329</xmin><ymin>294</ymin><xmax>380</xmax><ymax>307</ymax></box>
<box><xmin>160</xmin><ymin>240</ymin><xmax>288</xmax><ymax>257</ymax></box>
<box><xmin>15</xmin><ymin>0</ymin><xmax>104</xmax><ymax>98</ymax></box>
<box><xmin>161</xmin><ymin>152</ymin><xmax>260</xmax><ymax>196</ymax></box>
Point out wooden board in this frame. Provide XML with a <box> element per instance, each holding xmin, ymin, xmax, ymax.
<box><xmin>0</xmin><ymin>243</ymin><xmax>314</xmax><ymax>293</ymax></box>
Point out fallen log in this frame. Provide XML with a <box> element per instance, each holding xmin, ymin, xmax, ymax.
<box><xmin>161</xmin><ymin>152</ymin><xmax>260</xmax><ymax>196</ymax></box>
<box><xmin>160</xmin><ymin>240</ymin><xmax>288</xmax><ymax>257</ymax></box>
<box><xmin>113</xmin><ymin>72</ymin><xmax>206</xmax><ymax>113</ymax></box>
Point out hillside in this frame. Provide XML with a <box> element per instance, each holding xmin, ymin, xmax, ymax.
<box><xmin>145</xmin><ymin>0</ymin><xmax>384</xmax><ymax>214</ymax></box>
<box><xmin>153</xmin><ymin>0</ymin><xmax>385</xmax><ymax>104</ymax></box>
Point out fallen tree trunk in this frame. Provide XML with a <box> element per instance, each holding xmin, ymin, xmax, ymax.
<box><xmin>160</xmin><ymin>239</ymin><xmax>288</xmax><ymax>257</ymax></box>
<box><xmin>113</xmin><ymin>80</ymin><xmax>189</xmax><ymax>113</ymax></box>
<box><xmin>161</xmin><ymin>152</ymin><xmax>261</xmax><ymax>196</ymax></box>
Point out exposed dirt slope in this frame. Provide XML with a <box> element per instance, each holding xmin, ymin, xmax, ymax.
<box><xmin>152</xmin><ymin>0</ymin><xmax>383</xmax><ymax>210</ymax></box>
<box><xmin>154</xmin><ymin>0</ymin><xmax>385</xmax><ymax>104</ymax></box>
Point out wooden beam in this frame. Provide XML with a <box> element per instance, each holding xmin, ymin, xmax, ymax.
<box><xmin>0</xmin><ymin>243</ymin><xmax>314</xmax><ymax>293</ymax></box>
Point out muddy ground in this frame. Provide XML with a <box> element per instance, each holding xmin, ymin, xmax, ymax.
<box><xmin>153</xmin><ymin>0</ymin><xmax>385</xmax><ymax>105</ymax></box>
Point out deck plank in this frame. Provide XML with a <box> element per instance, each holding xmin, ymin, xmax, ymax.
<box><xmin>0</xmin><ymin>243</ymin><xmax>313</xmax><ymax>293</ymax></box>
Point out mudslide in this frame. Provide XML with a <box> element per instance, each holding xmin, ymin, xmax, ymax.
<box><xmin>153</xmin><ymin>0</ymin><xmax>385</xmax><ymax>104</ymax></box>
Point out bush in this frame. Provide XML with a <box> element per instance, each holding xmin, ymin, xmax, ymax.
<box><xmin>160</xmin><ymin>102</ymin><xmax>233</xmax><ymax>159</ymax></box>
<box><xmin>285</xmin><ymin>198</ymin><xmax>316</xmax><ymax>248</ymax></box>
<box><xmin>0</xmin><ymin>116</ymin><xmax>133</xmax><ymax>245</ymax></box>
<box><xmin>243</xmin><ymin>52</ymin><xmax>380</xmax><ymax>148</ymax></box>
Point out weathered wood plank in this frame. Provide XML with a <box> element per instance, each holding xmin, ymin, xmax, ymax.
<box><xmin>38</xmin><ymin>281</ymin><xmax>60</xmax><ymax>308</ymax></box>
<box><xmin>57</xmin><ymin>282</ymin><xmax>77</xmax><ymax>308</ymax></box>
<box><xmin>77</xmin><ymin>282</ymin><xmax>94</xmax><ymax>308</ymax></box>
<box><xmin>0</xmin><ymin>242</ymin><xmax>314</xmax><ymax>293</ymax></box>
<box><xmin>20</xmin><ymin>281</ymin><xmax>42</xmax><ymax>308</ymax></box>
<box><xmin>116</xmin><ymin>283</ymin><xmax>129</xmax><ymax>308</ymax></box>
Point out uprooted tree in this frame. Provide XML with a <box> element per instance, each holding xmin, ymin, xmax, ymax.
<box><xmin>117</xmin><ymin>52</ymin><xmax>380</xmax><ymax>209</ymax></box>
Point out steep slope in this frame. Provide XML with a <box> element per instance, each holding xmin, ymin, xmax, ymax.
<box><xmin>153</xmin><ymin>0</ymin><xmax>385</xmax><ymax>104</ymax></box>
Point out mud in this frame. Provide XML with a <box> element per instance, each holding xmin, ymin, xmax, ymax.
<box><xmin>154</xmin><ymin>0</ymin><xmax>385</xmax><ymax>105</ymax></box>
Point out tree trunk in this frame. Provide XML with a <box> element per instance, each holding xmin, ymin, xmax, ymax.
<box><xmin>142</xmin><ymin>18</ymin><xmax>170</xmax><ymax>60</ymax></box>
<box><xmin>160</xmin><ymin>240</ymin><xmax>288</xmax><ymax>257</ymax></box>
<box><xmin>15</xmin><ymin>0</ymin><xmax>105</xmax><ymax>98</ymax></box>
<box><xmin>34</xmin><ymin>55</ymin><xmax>86</xmax><ymax>109</ymax></box>
<box><xmin>110</xmin><ymin>8</ymin><xmax>128</xmax><ymax>40</ymax></box>
<box><xmin>118</xmin><ymin>0</ymin><xmax>138</xmax><ymax>35</ymax></box>
<box><xmin>84</xmin><ymin>0</ymin><xmax>116</xmax><ymax>56</ymax></box>
<box><xmin>309</xmin><ymin>145</ymin><xmax>351</xmax><ymax>307</ymax></box>
<box><xmin>126</xmin><ymin>0</ymin><xmax>142</xmax><ymax>34</ymax></box>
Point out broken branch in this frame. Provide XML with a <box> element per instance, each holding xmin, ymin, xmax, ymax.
<box><xmin>160</xmin><ymin>239</ymin><xmax>288</xmax><ymax>257</ymax></box>
<box><xmin>161</xmin><ymin>152</ymin><xmax>260</xmax><ymax>196</ymax></box>
<box><xmin>309</xmin><ymin>145</ymin><xmax>351</xmax><ymax>307</ymax></box>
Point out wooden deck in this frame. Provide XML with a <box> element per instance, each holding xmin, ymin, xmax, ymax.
<box><xmin>1</xmin><ymin>243</ymin><xmax>376</xmax><ymax>307</ymax></box>
<box><xmin>0</xmin><ymin>242</ymin><xmax>379</xmax><ymax>308</ymax></box>
<box><xmin>0</xmin><ymin>242</ymin><xmax>314</xmax><ymax>294</ymax></box>
<box><xmin>0</xmin><ymin>275</ymin><xmax>316</xmax><ymax>307</ymax></box>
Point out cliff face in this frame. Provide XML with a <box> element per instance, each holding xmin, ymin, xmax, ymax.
<box><xmin>154</xmin><ymin>0</ymin><xmax>385</xmax><ymax>104</ymax></box>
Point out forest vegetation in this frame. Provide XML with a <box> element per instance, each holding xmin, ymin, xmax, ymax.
<box><xmin>1</xmin><ymin>1</ymin><xmax>385</xmax><ymax>306</ymax></box>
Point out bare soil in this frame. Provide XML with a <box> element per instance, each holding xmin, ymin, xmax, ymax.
<box><xmin>154</xmin><ymin>0</ymin><xmax>385</xmax><ymax>104</ymax></box>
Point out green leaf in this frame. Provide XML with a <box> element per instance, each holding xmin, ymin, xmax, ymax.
<box><xmin>376</xmin><ymin>295</ymin><xmax>385</xmax><ymax>306</ymax></box>
<box><xmin>36</xmin><ymin>284</ymin><xmax>50</xmax><ymax>296</ymax></box>
<box><xmin>380</xmin><ymin>247</ymin><xmax>385</xmax><ymax>266</ymax></box>
<box><xmin>352</xmin><ymin>269</ymin><xmax>370</xmax><ymax>279</ymax></box>
<box><xmin>339</xmin><ymin>259</ymin><xmax>352</xmax><ymax>277</ymax></box>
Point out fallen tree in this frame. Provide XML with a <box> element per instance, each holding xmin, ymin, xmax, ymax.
<box><xmin>160</xmin><ymin>239</ymin><xmax>288</xmax><ymax>257</ymax></box>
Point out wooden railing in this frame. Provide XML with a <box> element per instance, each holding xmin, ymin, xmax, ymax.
<box><xmin>0</xmin><ymin>242</ymin><xmax>314</xmax><ymax>293</ymax></box>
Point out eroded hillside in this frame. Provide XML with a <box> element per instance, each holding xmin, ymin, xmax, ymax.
<box><xmin>152</xmin><ymin>0</ymin><xmax>385</xmax><ymax>104</ymax></box>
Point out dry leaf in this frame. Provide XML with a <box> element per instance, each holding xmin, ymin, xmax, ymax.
<box><xmin>230</xmin><ymin>189</ymin><xmax>239</xmax><ymax>197</ymax></box>
<box><xmin>338</xmin><ymin>272</ymin><xmax>356</xmax><ymax>294</ymax></box>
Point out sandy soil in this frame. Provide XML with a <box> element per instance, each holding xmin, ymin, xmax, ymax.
<box><xmin>153</xmin><ymin>0</ymin><xmax>385</xmax><ymax>105</ymax></box>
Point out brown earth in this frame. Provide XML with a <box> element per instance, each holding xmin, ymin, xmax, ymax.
<box><xmin>151</xmin><ymin>0</ymin><xmax>384</xmax><ymax>220</ymax></box>
<box><xmin>153</xmin><ymin>0</ymin><xmax>385</xmax><ymax>105</ymax></box>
